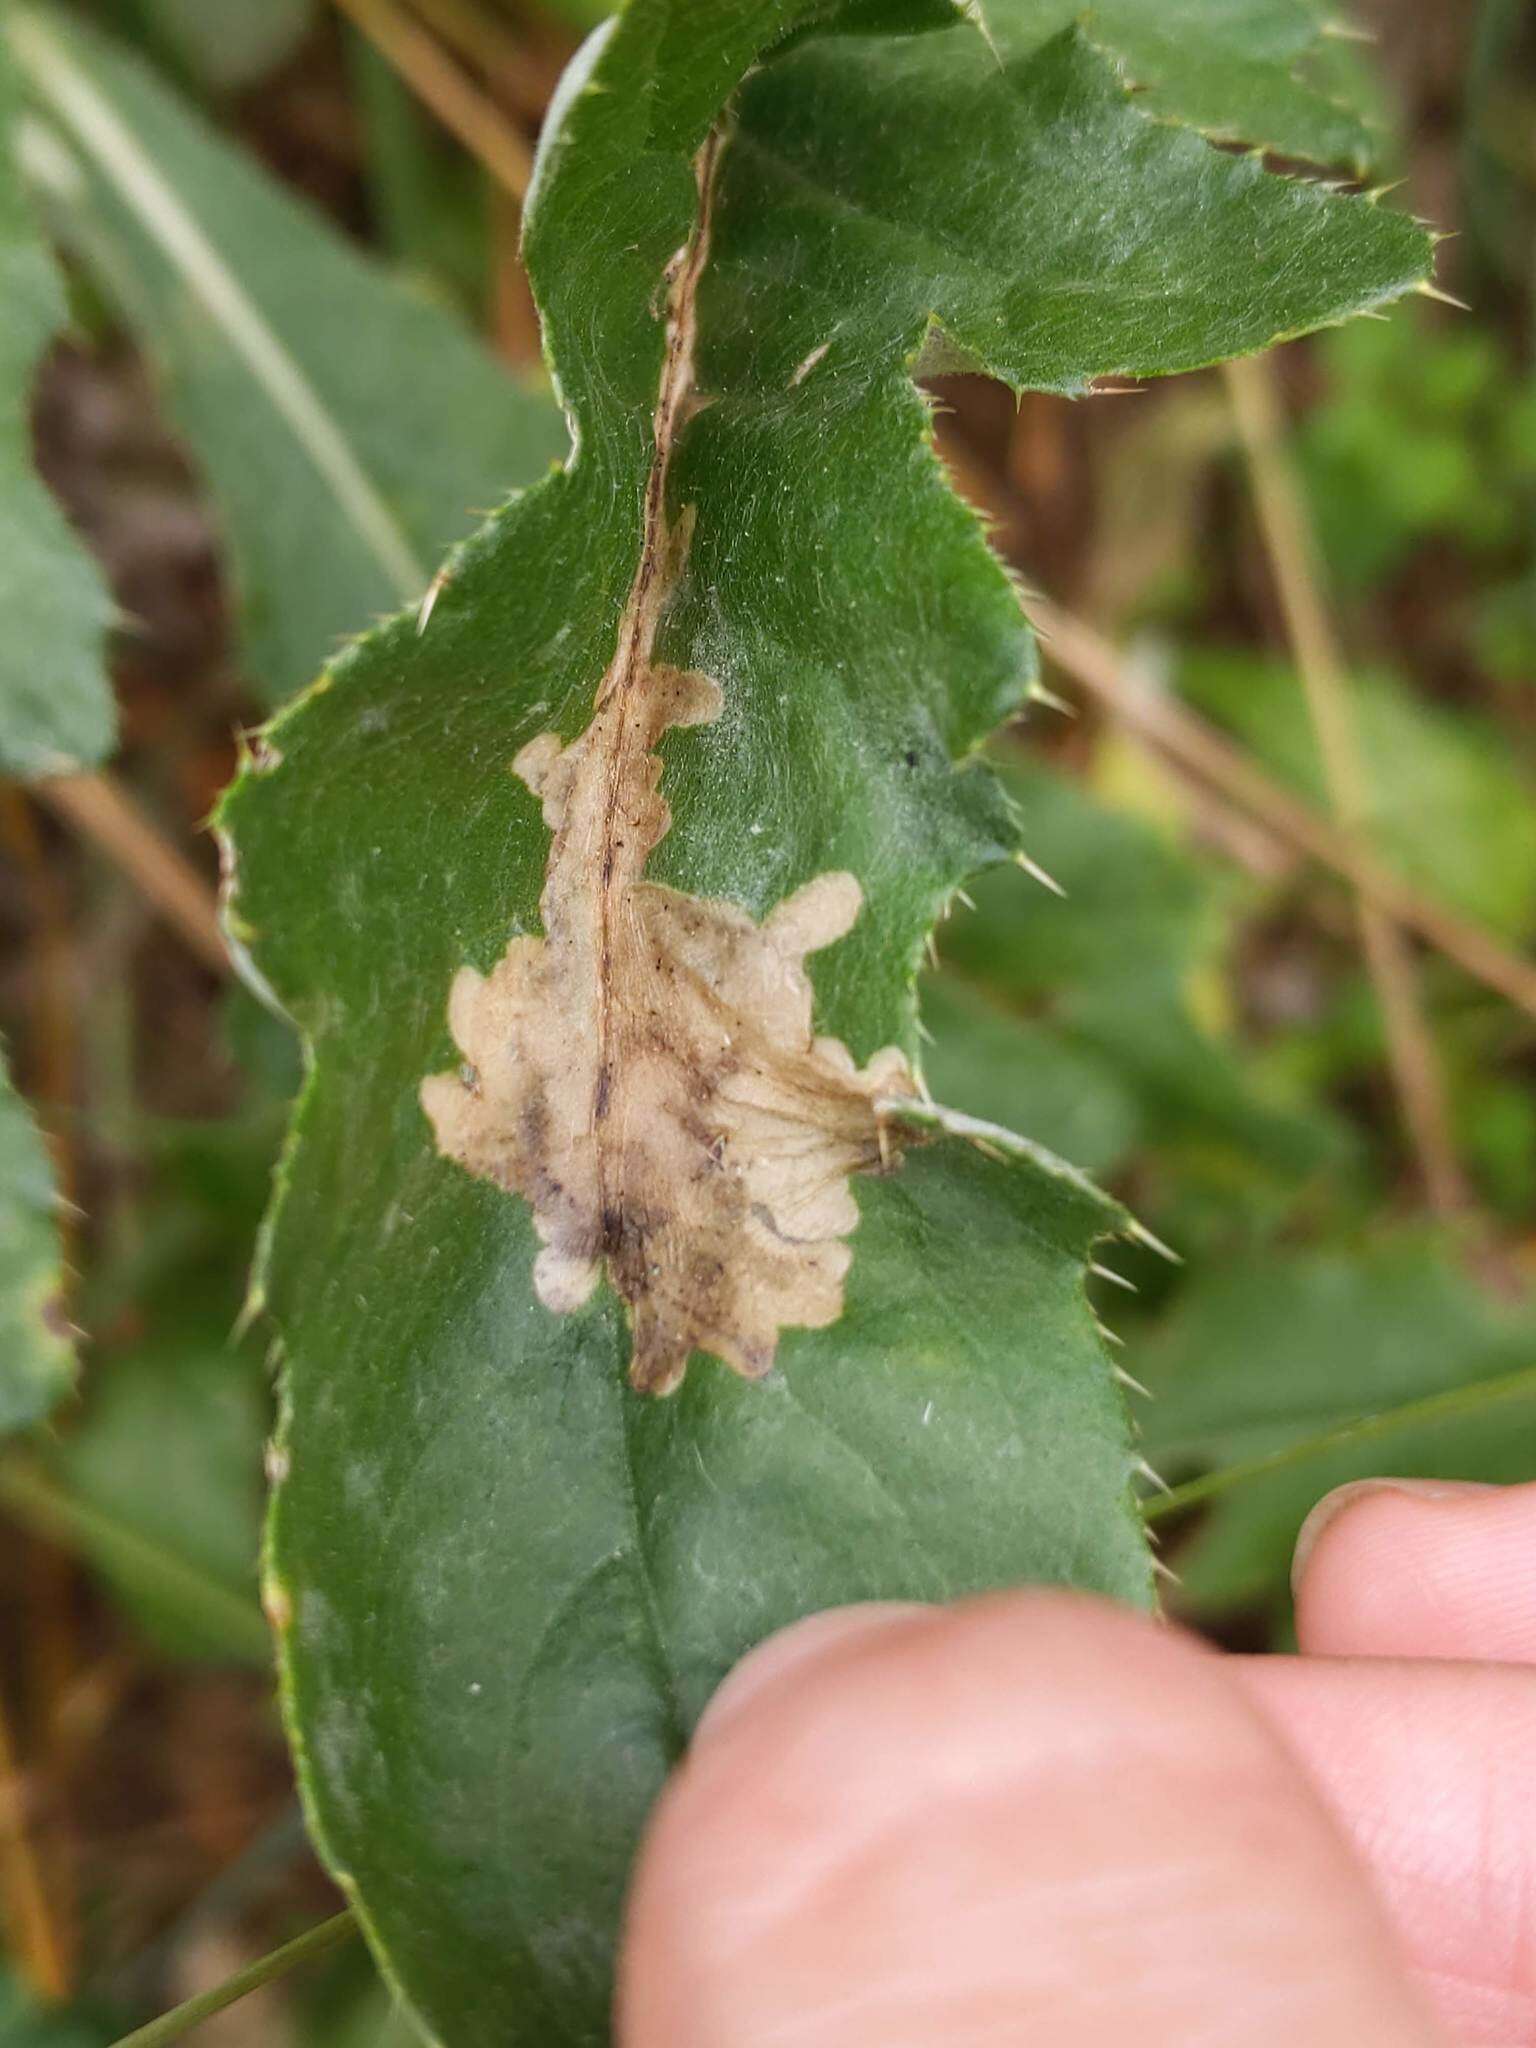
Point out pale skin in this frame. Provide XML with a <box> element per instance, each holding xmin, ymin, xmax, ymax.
<box><xmin>619</xmin><ymin>1478</ymin><xmax>1536</xmax><ymax>2046</ymax></box>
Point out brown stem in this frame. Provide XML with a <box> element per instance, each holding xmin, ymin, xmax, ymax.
<box><xmin>1224</xmin><ymin>354</ymin><xmax>1469</xmax><ymax>1217</ymax></box>
<box><xmin>936</xmin><ymin>432</ymin><xmax>1536</xmax><ymax>1027</ymax></box>
<box><xmin>327</xmin><ymin>0</ymin><xmax>534</xmax><ymax>201</ymax></box>
<box><xmin>1026</xmin><ymin>599</ymin><xmax>1536</xmax><ymax>1026</ymax></box>
<box><xmin>403</xmin><ymin>0</ymin><xmax>566</xmax><ymax>121</ymax></box>
<box><xmin>0</xmin><ymin>1685</ymin><xmax>70</xmax><ymax>2004</ymax></box>
<box><xmin>32</xmin><ymin>773</ymin><xmax>227</xmax><ymax>978</ymax></box>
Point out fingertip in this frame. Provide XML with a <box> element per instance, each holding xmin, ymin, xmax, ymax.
<box><xmin>1291</xmin><ymin>1479</ymin><xmax>1491</xmax><ymax>1594</ymax></box>
<box><xmin>620</xmin><ymin>1589</ymin><xmax>1439</xmax><ymax>2047</ymax></box>
<box><xmin>1294</xmin><ymin>1478</ymin><xmax>1536</xmax><ymax>1662</ymax></box>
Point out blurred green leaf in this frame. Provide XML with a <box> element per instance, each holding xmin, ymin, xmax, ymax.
<box><xmin>1298</xmin><ymin>313</ymin><xmax>1529</xmax><ymax>588</ymax></box>
<box><xmin>52</xmin><ymin>1313</ymin><xmax>269</xmax><ymax>1660</ymax></box>
<box><xmin>1462</xmin><ymin>0</ymin><xmax>1536</xmax><ymax>292</ymax></box>
<box><xmin>1180</xmin><ymin>648</ymin><xmax>1536</xmax><ymax>939</ymax></box>
<box><xmin>1246</xmin><ymin>954</ymin><xmax>1536</xmax><ymax>1225</ymax></box>
<box><xmin>10</xmin><ymin>1107</ymin><xmax>281</xmax><ymax>1661</ymax></box>
<box><xmin>347</xmin><ymin>34</ymin><xmax>487</xmax><ymax>313</ymax></box>
<box><xmin>0</xmin><ymin>1969</ymin><xmax>114</xmax><ymax>2047</ymax></box>
<box><xmin>1459</xmin><ymin>1071</ymin><xmax>1536</xmax><ymax>1216</ymax></box>
<box><xmin>0</xmin><ymin>1060</ymin><xmax>72</xmax><ymax>1438</ymax></box>
<box><xmin>72</xmin><ymin>1107</ymin><xmax>283</xmax><ymax>1345</ymax></box>
<box><xmin>7</xmin><ymin>6</ymin><xmax>566</xmax><ymax>705</ymax></box>
<box><xmin>951</xmin><ymin>757</ymin><xmax>1218</xmax><ymax>995</ymax></box>
<box><xmin>220</xmin><ymin>982</ymin><xmax>303</xmax><ymax>1105</ymax></box>
<box><xmin>940</xmin><ymin>758</ymin><xmax>1347</xmax><ymax>1190</ymax></box>
<box><xmin>300</xmin><ymin>1948</ymin><xmax>425</xmax><ymax>2048</ymax></box>
<box><xmin>136</xmin><ymin>0</ymin><xmax>315</xmax><ymax>93</ymax></box>
<box><xmin>1476</xmin><ymin>568</ymin><xmax>1536</xmax><ymax>684</ymax></box>
<box><xmin>919</xmin><ymin>973</ymin><xmax>1142</xmax><ymax>1175</ymax></box>
<box><xmin>0</xmin><ymin>33</ymin><xmax>114</xmax><ymax>777</ymax></box>
<box><xmin>0</xmin><ymin>1458</ymin><xmax>269</xmax><ymax>1664</ymax></box>
<box><xmin>1140</xmin><ymin>1240</ymin><xmax>1536</xmax><ymax>1615</ymax></box>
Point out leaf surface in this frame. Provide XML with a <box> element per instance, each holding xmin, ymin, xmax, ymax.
<box><xmin>975</xmin><ymin>0</ymin><xmax>1386</xmax><ymax>171</ymax></box>
<box><xmin>7</xmin><ymin>7</ymin><xmax>566</xmax><ymax>705</ymax></box>
<box><xmin>0</xmin><ymin>32</ymin><xmax>114</xmax><ymax>777</ymax></box>
<box><xmin>219</xmin><ymin>4</ymin><xmax>1431</xmax><ymax>2038</ymax></box>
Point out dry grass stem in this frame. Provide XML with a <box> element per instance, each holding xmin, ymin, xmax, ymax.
<box><xmin>34</xmin><ymin>774</ymin><xmax>227</xmax><ymax>978</ymax></box>
<box><xmin>327</xmin><ymin>0</ymin><xmax>534</xmax><ymax>201</ymax></box>
<box><xmin>1224</xmin><ymin>353</ymin><xmax>1469</xmax><ymax>1217</ymax></box>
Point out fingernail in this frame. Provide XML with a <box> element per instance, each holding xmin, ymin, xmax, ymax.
<box><xmin>694</xmin><ymin>1602</ymin><xmax>930</xmax><ymax>1749</ymax></box>
<box><xmin>1291</xmin><ymin>1477</ymin><xmax>1496</xmax><ymax>1595</ymax></box>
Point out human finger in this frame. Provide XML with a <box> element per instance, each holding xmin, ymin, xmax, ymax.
<box><xmin>1237</xmin><ymin>1651</ymin><xmax>1536</xmax><ymax>2046</ymax></box>
<box><xmin>1294</xmin><ymin>1479</ymin><xmax>1536</xmax><ymax>1664</ymax></box>
<box><xmin>619</xmin><ymin>1592</ymin><xmax>1443</xmax><ymax>2047</ymax></box>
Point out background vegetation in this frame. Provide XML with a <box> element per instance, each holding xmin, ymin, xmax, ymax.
<box><xmin>1</xmin><ymin>0</ymin><xmax>1532</xmax><ymax>2036</ymax></box>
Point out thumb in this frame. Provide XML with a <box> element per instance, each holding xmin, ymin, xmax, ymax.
<box><xmin>618</xmin><ymin>1592</ymin><xmax>1444</xmax><ymax>2047</ymax></box>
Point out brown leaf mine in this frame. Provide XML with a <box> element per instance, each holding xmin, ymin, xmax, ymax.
<box><xmin>420</xmin><ymin>813</ymin><xmax>911</xmax><ymax>1395</ymax></box>
<box><xmin>420</xmin><ymin>130</ymin><xmax>913</xmax><ymax>1394</ymax></box>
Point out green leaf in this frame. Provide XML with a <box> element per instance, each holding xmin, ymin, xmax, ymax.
<box><xmin>36</xmin><ymin>1103</ymin><xmax>284</xmax><ymax>1659</ymax></box>
<box><xmin>0</xmin><ymin>1099</ymin><xmax>281</xmax><ymax>1656</ymax></box>
<box><xmin>348</xmin><ymin>35</ymin><xmax>488</xmax><ymax>313</ymax></box>
<box><xmin>0</xmin><ymin>1968</ymin><xmax>115</xmax><ymax>2048</ymax></box>
<box><xmin>714</xmin><ymin>20</ymin><xmax>1426</xmax><ymax>403</ymax></box>
<box><xmin>939</xmin><ymin>758</ymin><xmax>1347</xmax><ymax>1190</ymax></box>
<box><xmin>919</xmin><ymin>973</ymin><xmax>1142</xmax><ymax>1175</ymax></box>
<box><xmin>1298</xmin><ymin>313</ymin><xmax>1524</xmax><ymax>587</ymax></box>
<box><xmin>974</xmin><ymin>0</ymin><xmax>1386</xmax><ymax>172</ymax></box>
<box><xmin>0</xmin><ymin>34</ymin><xmax>115</xmax><ymax>777</ymax></box>
<box><xmin>217</xmin><ymin>4</ymin><xmax>1430</xmax><ymax>2038</ymax></box>
<box><xmin>1140</xmin><ymin>1240</ymin><xmax>1536</xmax><ymax>1616</ymax></box>
<box><xmin>0</xmin><ymin>1059</ymin><xmax>72</xmax><ymax>1437</ymax></box>
<box><xmin>300</xmin><ymin>1948</ymin><xmax>425</xmax><ymax>2048</ymax></box>
<box><xmin>6</xmin><ymin>7</ymin><xmax>567</xmax><ymax>706</ymax></box>
<box><xmin>0</xmin><ymin>1457</ymin><xmax>270</xmax><ymax>1665</ymax></box>
<box><xmin>50</xmin><ymin>1315</ymin><xmax>269</xmax><ymax>1661</ymax></box>
<box><xmin>138</xmin><ymin>0</ymin><xmax>315</xmax><ymax>93</ymax></box>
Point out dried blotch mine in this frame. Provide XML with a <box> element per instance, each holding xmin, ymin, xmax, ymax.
<box><xmin>421</xmin><ymin>811</ymin><xmax>912</xmax><ymax>1394</ymax></box>
<box><xmin>420</xmin><ymin>128</ymin><xmax>912</xmax><ymax>1393</ymax></box>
